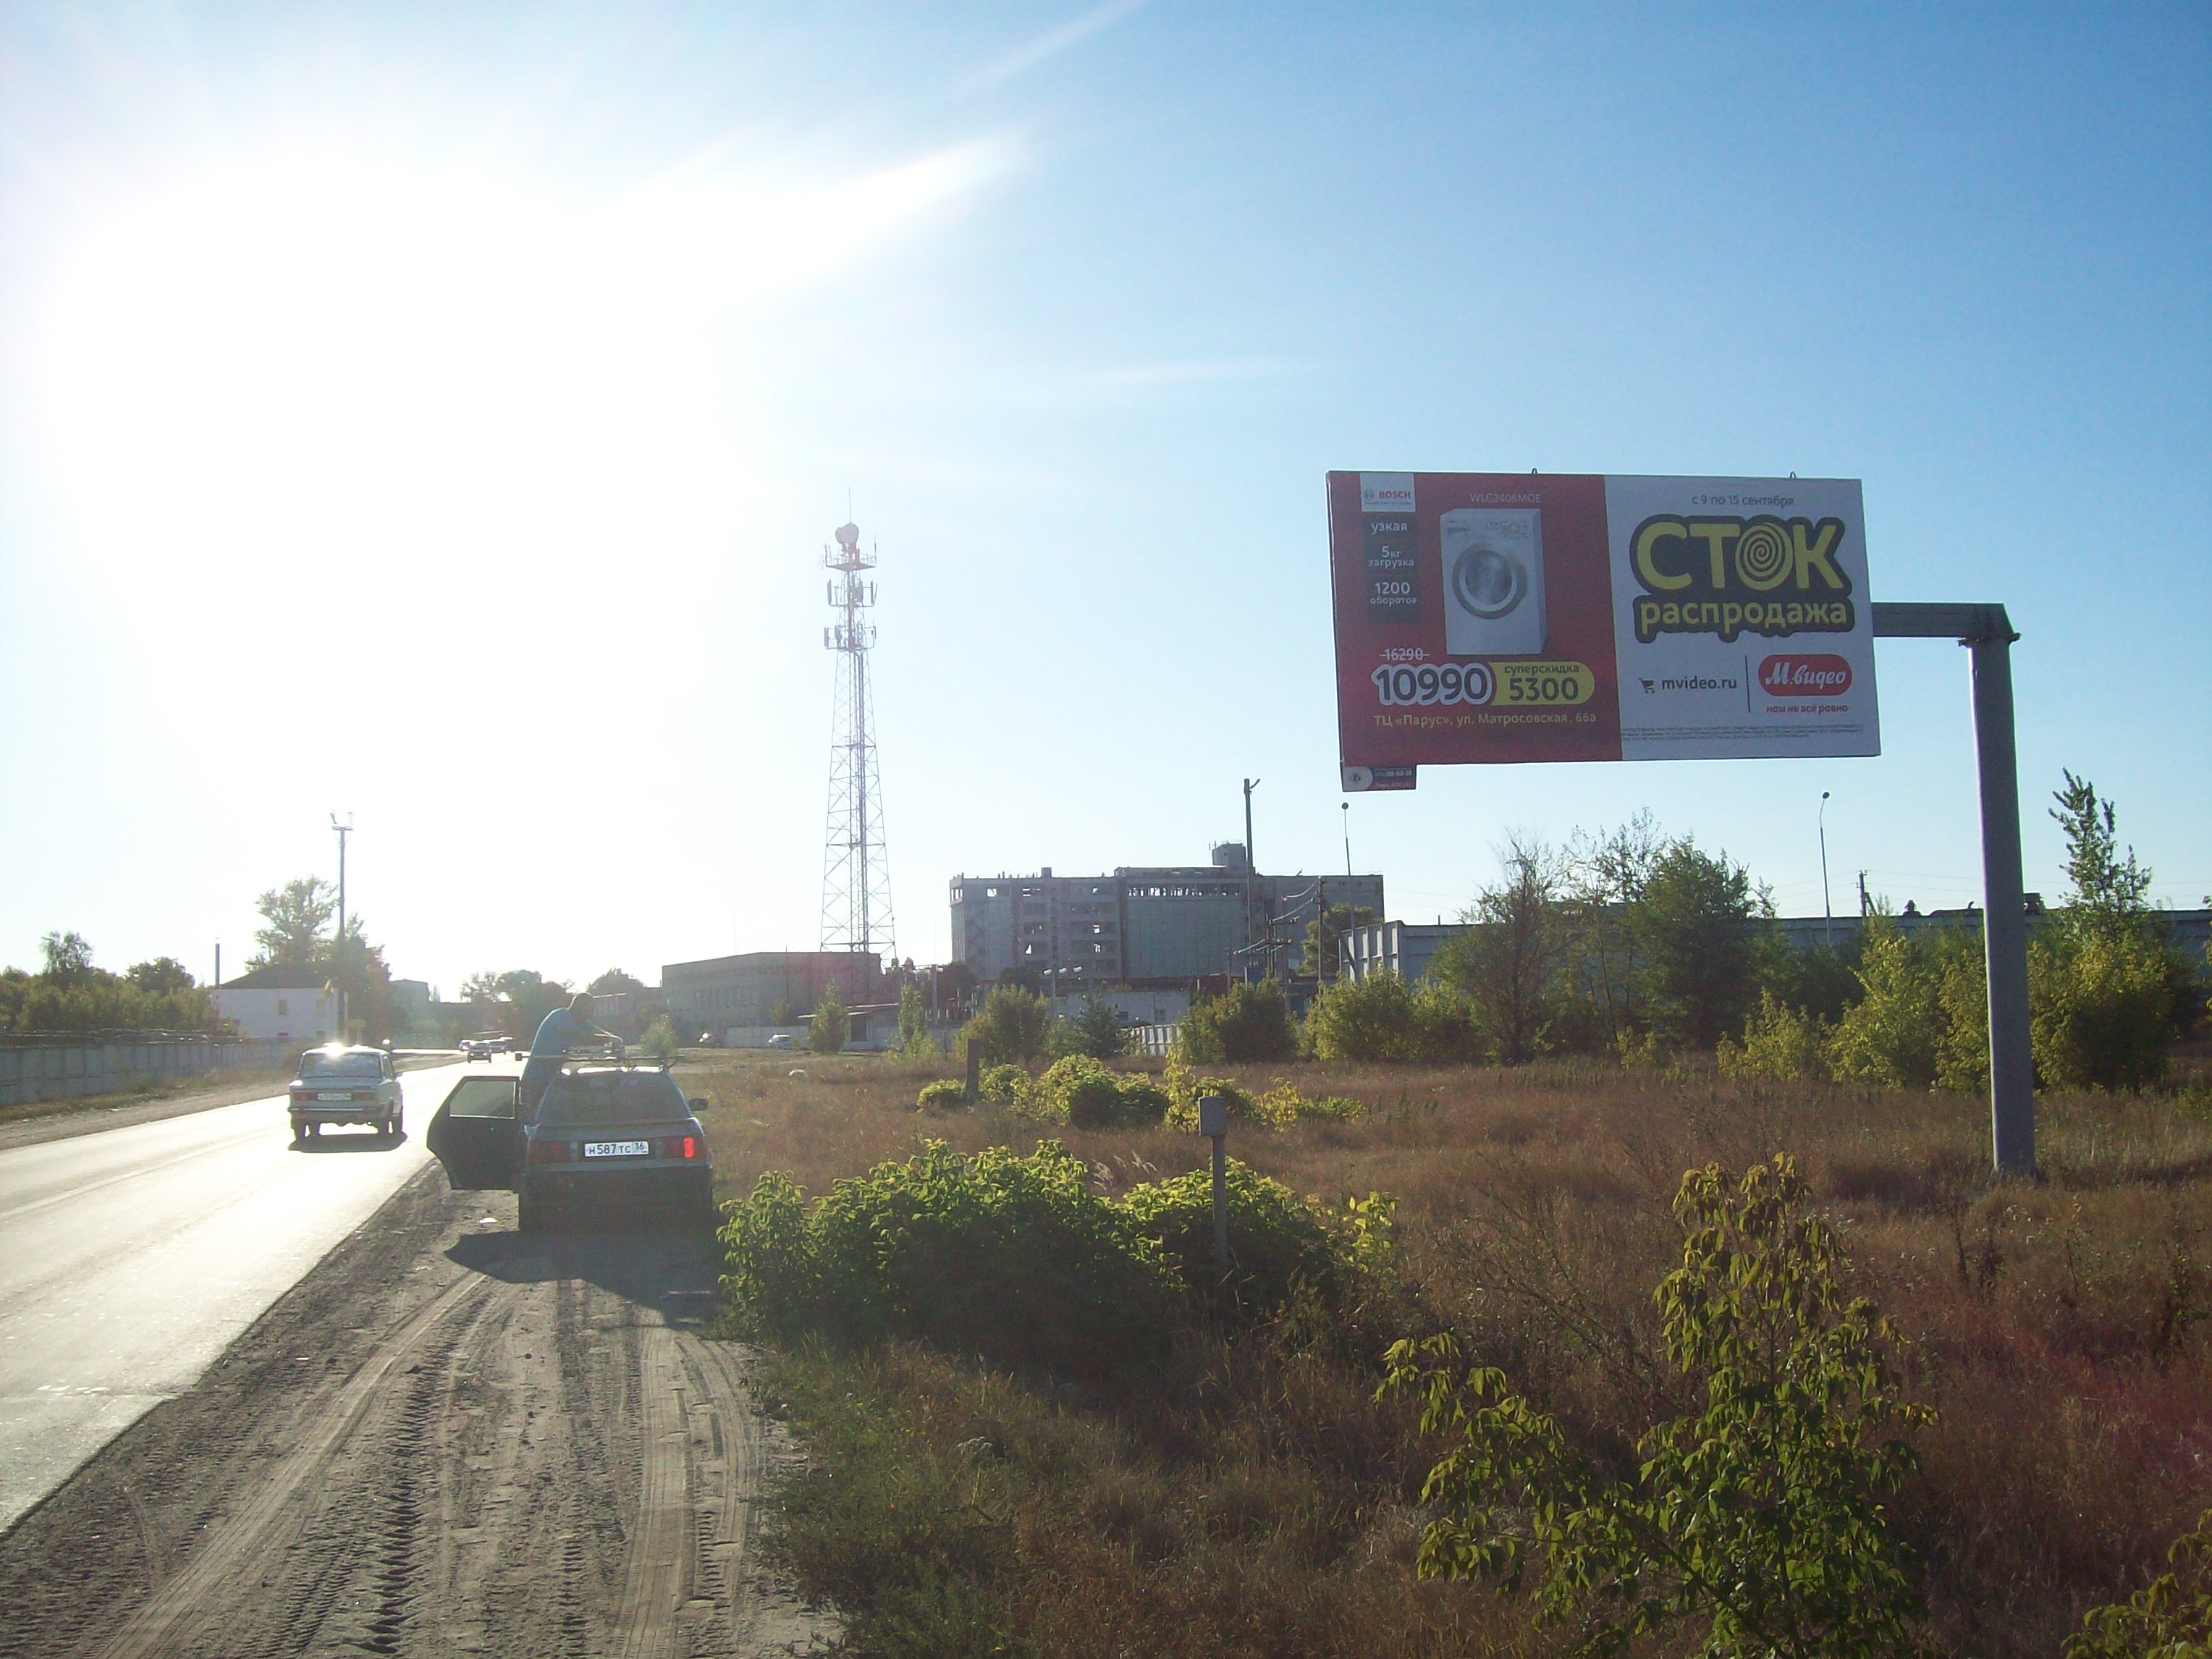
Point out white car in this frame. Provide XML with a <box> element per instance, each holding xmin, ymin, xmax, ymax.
<box><xmin>766</xmin><ymin>1033</ymin><xmax>795</xmax><ymax>1051</ymax></box>
<box><xmin>287</xmin><ymin>1045</ymin><xmax>405</xmax><ymax>1141</ymax></box>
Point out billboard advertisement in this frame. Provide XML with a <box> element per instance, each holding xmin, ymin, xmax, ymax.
<box><xmin>1327</xmin><ymin>472</ymin><xmax>1878</xmax><ymax>788</ymax></box>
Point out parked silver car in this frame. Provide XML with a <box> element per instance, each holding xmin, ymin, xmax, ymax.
<box><xmin>287</xmin><ymin>1044</ymin><xmax>405</xmax><ymax>1141</ymax></box>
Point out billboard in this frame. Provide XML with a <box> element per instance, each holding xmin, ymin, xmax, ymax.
<box><xmin>1327</xmin><ymin>472</ymin><xmax>1878</xmax><ymax>788</ymax></box>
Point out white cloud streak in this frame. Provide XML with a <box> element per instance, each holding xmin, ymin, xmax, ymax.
<box><xmin>961</xmin><ymin>0</ymin><xmax>1151</xmax><ymax>93</ymax></box>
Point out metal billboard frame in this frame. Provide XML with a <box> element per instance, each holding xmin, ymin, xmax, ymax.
<box><xmin>1870</xmin><ymin>601</ymin><xmax>2033</xmax><ymax>1178</ymax></box>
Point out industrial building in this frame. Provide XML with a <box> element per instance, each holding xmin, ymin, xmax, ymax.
<box><xmin>950</xmin><ymin>844</ymin><xmax>1383</xmax><ymax>988</ymax></box>
<box><xmin>660</xmin><ymin>951</ymin><xmax>883</xmax><ymax>1036</ymax></box>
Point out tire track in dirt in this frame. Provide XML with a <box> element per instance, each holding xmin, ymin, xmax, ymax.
<box><xmin>1</xmin><ymin>1167</ymin><xmax>832</xmax><ymax>1658</ymax></box>
<box><xmin>618</xmin><ymin>1325</ymin><xmax>691</xmax><ymax>1658</ymax></box>
<box><xmin>89</xmin><ymin>1272</ymin><xmax>502</xmax><ymax>1659</ymax></box>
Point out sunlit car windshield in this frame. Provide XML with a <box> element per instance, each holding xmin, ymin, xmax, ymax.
<box><xmin>534</xmin><ymin>1073</ymin><xmax>688</xmax><ymax>1127</ymax></box>
<box><xmin>300</xmin><ymin>1051</ymin><xmax>382</xmax><ymax>1078</ymax></box>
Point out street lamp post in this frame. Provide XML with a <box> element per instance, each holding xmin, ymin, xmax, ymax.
<box><xmin>1818</xmin><ymin>792</ymin><xmax>1833</xmax><ymax>950</ymax></box>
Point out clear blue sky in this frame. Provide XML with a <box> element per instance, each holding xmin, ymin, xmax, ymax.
<box><xmin>1</xmin><ymin>3</ymin><xmax>2205</xmax><ymax>996</ymax></box>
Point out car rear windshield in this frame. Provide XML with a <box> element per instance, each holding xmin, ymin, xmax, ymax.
<box><xmin>300</xmin><ymin>1052</ymin><xmax>383</xmax><ymax>1078</ymax></box>
<box><xmin>533</xmin><ymin>1072</ymin><xmax>688</xmax><ymax>1127</ymax></box>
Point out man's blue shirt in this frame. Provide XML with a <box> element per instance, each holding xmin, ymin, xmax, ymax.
<box><xmin>523</xmin><ymin>1007</ymin><xmax>599</xmax><ymax>1089</ymax></box>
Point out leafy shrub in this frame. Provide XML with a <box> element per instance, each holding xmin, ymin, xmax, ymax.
<box><xmin>1160</xmin><ymin>1053</ymin><xmax>1257</xmax><ymax>1130</ymax></box>
<box><xmin>639</xmin><ymin>1013</ymin><xmax>680</xmax><ymax>1060</ymax></box>
<box><xmin>915</xmin><ymin>1078</ymin><xmax>968</xmax><ymax>1113</ymax></box>
<box><xmin>2031</xmin><ymin>926</ymin><xmax>2178</xmax><ymax>1090</ymax></box>
<box><xmin>1629</xmin><ymin>840</ymin><xmax>1771</xmax><ymax>1050</ymax></box>
<box><xmin>1382</xmin><ymin>1154</ymin><xmax>1931</xmax><ymax>1655</ymax></box>
<box><xmin>978</xmin><ymin>1063</ymin><xmax>1029</xmax><ymax>1102</ymax></box>
<box><xmin>1178</xmin><ymin>978</ymin><xmax>1299</xmax><ymax>1063</ymax></box>
<box><xmin>719</xmin><ymin>1140</ymin><xmax>1181</xmax><ymax>1380</ymax></box>
<box><xmin>1827</xmin><ymin>917</ymin><xmax>1985</xmax><ymax>1092</ymax></box>
<box><xmin>2067</xmin><ymin>1506</ymin><xmax>2212</xmax><ymax>1657</ymax></box>
<box><xmin>1717</xmin><ymin>990</ymin><xmax>1828</xmax><ymax>1081</ymax></box>
<box><xmin>1029</xmin><ymin>1055</ymin><xmax>1169</xmax><ymax>1128</ymax></box>
<box><xmin>1054</xmin><ymin>997</ymin><xmax>1128</xmax><ymax>1060</ymax></box>
<box><xmin>961</xmin><ymin>987</ymin><xmax>1052</xmax><ymax>1063</ymax></box>
<box><xmin>1121</xmin><ymin>1161</ymin><xmax>1351</xmax><ymax>1317</ymax></box>
<box><xmin>1298</xmin><ymin>1092</ymin><xmax>1369</xmax><ymax>1121</ymax></box>
<box><xmin>1304</xmin><ymin>971</ymin><xmax>1474</xmax><ymax>1063</ymax></box>
<box><xmin>807</xmin><ymin>982</ymin><xmax>848</xmax><ymax>1055</ymax></box>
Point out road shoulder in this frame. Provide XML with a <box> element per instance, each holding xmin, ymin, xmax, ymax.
<box><xmin>0</xmin><ymin>1165</ymin><xmax>832</xmax><ymax>1658</ymax></box>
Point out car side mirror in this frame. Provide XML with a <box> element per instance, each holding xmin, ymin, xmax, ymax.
<box><xmin>688</xmin><ymin>1096</ymin><xmax>713</xmax><ymax>1114</ymax></box>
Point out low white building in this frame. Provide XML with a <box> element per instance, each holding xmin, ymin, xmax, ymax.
<box><xmin>214</xmin><ymin>978</ymin><xmax>345</xmax><ymax>1044</ymax></box>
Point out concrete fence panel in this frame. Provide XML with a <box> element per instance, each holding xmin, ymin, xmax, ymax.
<box><xmin>0</xmin><ymin>1037</ymin><xmax>296</xmax><ymax>1109</ymax></box>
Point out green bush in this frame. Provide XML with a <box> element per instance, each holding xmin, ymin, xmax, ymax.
<box><xmin>2067</xmin><ymin>1506</ymin><xmax>2212</xmax><ymax>1657</ymax></box>
<box><xmin>2032</xmin><ymin>926</ymin><xmax>2179</xmax><ymax>1091</ymax></box>
<box><xmin>961</xmin><ymin>986</ymin><xmax>1052</xmax><ymax>1063</ymax></box>
<box><xmin>1122</xmin><ymin>1161</ymin><xmax>1349</xmax><ymax>1316</ymax></box>
<box><xmin>915</xmin><ymin>1078</ymin><xmax>968</xmax><ymax>1113</ymax></box>
<box><xmin>1303</xmin><ymin>971</ymin><xmax>1474</xmax><ymax>1063</ymax></box>
<box><xmin>1160</xmin><ymin>1054</ymin><xmax>1258</xmax><ymax>1129</ymax></box>
<box><xmin>1054</xmin><ymin>997</ymin><xmax>1128</xmax><ymax>1060</ymax></box>
<box><xmin>1827</xmin><ymin>917</ymin><xmax>1986</xmax><ymax>1092</ymax></box>
<box><xmin>1383</xmin><ymin>1155</ymin><xmax>1931</xmax><ymax>1655</ymax></box>
<box><xmin>639</xmin><ymin>1013</ymin><xmax>680</xmax><ymax>1060</ymax></box>
<box><xmin>1717</xmin><ymin>990</ymin><xmax>1828</xmax><ymax>1081</ymax></box>
<box><xmin>808</xmin><ymin>982</ymin><xmax>849</xmax><ymax>1055</ymax></box>
<box><xmin>1026</xmin><ymin>1055</ymin><xmax>1169</xmax><ymax>1128</ymax></box>
<box><xmin>1178</xmin><ymin>978</ymin><xmax>1298</xmax><ymax>1063</ymax></box>
<box><xmin>719</xmin><ymin>1141</ymin><xmax>1181</xmax><ymax>1380</ymax></box>
<box><xmin>978</xmin><ymin>1062</ymin><xmax>1029</xmax><ymax>1102</ymax></box>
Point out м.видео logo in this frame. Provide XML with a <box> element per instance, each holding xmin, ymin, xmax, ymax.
<box><xmin>1758</xmin><ymin>653</ymin><xmax>1853</xmax><ymax>697</ymax></box>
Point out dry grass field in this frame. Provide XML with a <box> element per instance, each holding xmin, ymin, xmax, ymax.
<box><xmin>676</xmin><ymin>1045</ymin><xmax>2212</xmax><ymax>1656</ymax></box>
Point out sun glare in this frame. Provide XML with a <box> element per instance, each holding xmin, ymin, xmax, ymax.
<box><xmin>28</xmin><ymin>135</ymin><xmax>1013</xmax><ymax>656</ymax></box>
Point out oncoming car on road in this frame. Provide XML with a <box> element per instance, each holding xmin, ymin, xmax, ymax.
<box><xmin>287</xmin><ymin>1044</ymin><xmax>405</xmax><ymax>1141</ymax></box>
<box><xmin>424</xmin><ymin>1059</ymin><xmax>714</xmax><ymax>1233</ymax></box>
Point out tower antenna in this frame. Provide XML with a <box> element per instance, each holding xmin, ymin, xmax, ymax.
<box><xmin>820</xmin><ymin>518</ymin><xmax>896</xmax><ymax>961</ymax></box>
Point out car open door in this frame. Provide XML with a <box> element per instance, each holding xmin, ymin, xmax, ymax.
<box><xmin>426</xmin><ymin>1075</ymin><xmax>522</xmax><ymax>1189</ymax></box>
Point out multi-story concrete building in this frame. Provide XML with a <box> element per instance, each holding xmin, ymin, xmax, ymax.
<box><xmin>950</xmin><ymin>845</ymin><xmax>1383</xmax><ymax>988</ymax></box>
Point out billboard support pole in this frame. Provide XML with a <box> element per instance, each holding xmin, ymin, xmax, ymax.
<box><xmin>1873</xmin><ymin>602</ymin><xmax>2033</xmax><ymax>1178</ymax></box>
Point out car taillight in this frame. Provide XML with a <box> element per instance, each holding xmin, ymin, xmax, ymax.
<box><xmin>525</xmin><ymin>1139</ymin><xmax>570</xmax><ymax>1165</ymax></box>
<box><xmin>661</xmin><ymin>1136</ymin><xmax>698</xmax><ymax>1160</ymax></box>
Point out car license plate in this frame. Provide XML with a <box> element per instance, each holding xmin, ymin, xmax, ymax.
<box><xmin>317</xmin><ymin>1092</ymin><xmax>354</xmax><ymax>1102</ymax></box>
<box><xmin>583</xmin><ymin>1140</ymin><xmax>650</xmax><ymax>1158</ymax></box>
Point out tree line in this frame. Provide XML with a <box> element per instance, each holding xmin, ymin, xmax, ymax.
<box><xmin>0</xmin><ymin>932</ymin><xmax>221</xmax><ymax>1034</ymax></box>
<box><xmin>1082</xmin><ymin>772</ymin><xmax>2200</xmax><ymax>1092</ymax></box>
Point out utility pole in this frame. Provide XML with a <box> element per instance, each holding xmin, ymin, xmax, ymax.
<box><xmin>330</xmin><ymin>814</ymin><xmax>353</xmax><ymax>950</ymax></box>
<box><xmin>1858</xmin><ymin>869</ymin><xmax>1870</xmax><ymax>918</ymax></box>
<box><xmin>331</xmin><ymin>812</ymin><xmax>354</xmax><ymax>1039</ymax></box>
<box><xmin>1818</xmin><ymin>791</ymin><xmax>1833</xmax><ymax>950</ymax></box>
<box><xmin>1241</xmin><ymin>778</ymin><xmax>1260</xmax><ymax>980</ymax></box>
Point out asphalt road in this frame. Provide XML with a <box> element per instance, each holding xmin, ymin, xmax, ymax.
<box><xmin>0</xmin><ymin>1057</ymin><xmax>492</xmax><ymax>1532</ymax></box>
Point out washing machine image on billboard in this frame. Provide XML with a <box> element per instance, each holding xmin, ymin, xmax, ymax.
<box><xmin>1440</xmin><ymin>508</ymin><xmax>1545</xmax><ymax>657</ymax></box>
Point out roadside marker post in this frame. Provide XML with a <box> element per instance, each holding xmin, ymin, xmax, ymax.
<box><xmin>965</xmin><ymin>1040</ymin><xmax>982</xmax><ymax>1104</ymax></box>
<box><xmin>1870</xmin><ymin>602</ymin><xmax>2034</xmax><ymax>1178</ymax></box>
<box><xmin>1197</xmin><ymin>1094</ymin><xmax>1229</xmax><ymax>1283</ymax></box>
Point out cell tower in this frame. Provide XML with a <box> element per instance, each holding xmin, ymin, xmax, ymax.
<box><xmin>819</xmin><ymin>520</ymin><xmax>896</xmax><ymax>959</ymax></box>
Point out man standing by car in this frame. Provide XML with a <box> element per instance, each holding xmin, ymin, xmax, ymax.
<box><xmin>521</xmin><ymin>992</ymin><xmax>622</xmax><ymax>1116</ymax></box>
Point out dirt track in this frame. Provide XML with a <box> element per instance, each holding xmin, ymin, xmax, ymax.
<box><xmin>0</xmin><ymin>1166</ymin><xmax>831</xmax><ymax>1658</ymax></box>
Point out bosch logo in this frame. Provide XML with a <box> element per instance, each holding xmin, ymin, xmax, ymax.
<box><xmin>1759</xmin><ymin>654</ymin><xmax>1853</xmax><ymax>698</ymax></box>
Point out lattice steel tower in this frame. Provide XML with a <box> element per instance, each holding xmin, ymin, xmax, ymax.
<box><xmin>819</xmin><ymin>520</ymin><xmax>895</xmax><ymax>958</ymax></box>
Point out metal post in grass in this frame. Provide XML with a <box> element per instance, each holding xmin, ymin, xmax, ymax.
<box><xmin>1198</xmin><ymin>1093</ymin><xmax>1229</xmax><ymax>1283</ymax></box>
<box><xmin>965</xmin><ymin>1039</ymin><xmax>982</xmax><ymax>1104</ymax></box>
<box><xmin>1873</xmin><ymin>601</ymin><xmax>2035</xmax><ymax>1178</ymax></box>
